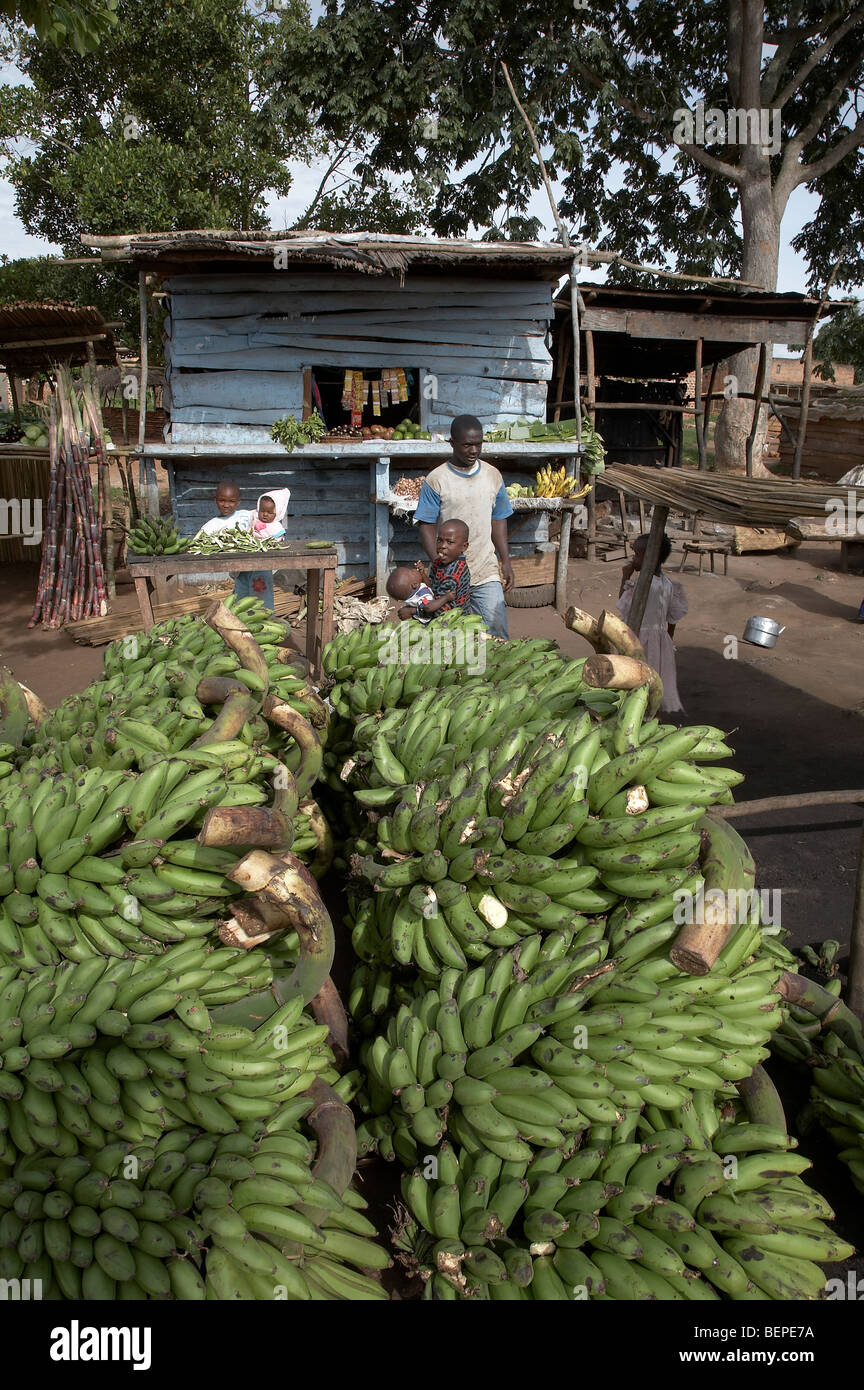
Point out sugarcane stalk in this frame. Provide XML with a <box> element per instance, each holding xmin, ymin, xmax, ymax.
<box><xmin>204</xmin><ymin>599</ymin><xmax>270</xmax><ymax>691</ymax></box>
<box><xmin>668</xmin><ymin>814</ymin><xmax>754</xmax><ymax>975</ymax></box>
<box><xmin>737</xmin><ymin>1064</ymin><xmax>788</xmax><ymax>1131</ymax></box>
<box><xmin>299</xmin><ymin>798</ymin><xmax>334</xmax><ymax>879</ymax></box>
<box><xmin>563</xmin><ymin>605</ymin><xmax>602</xmax><ymax>649</ymax></box>
<box><xmin>29</xmin><ymin>400</ymin><xmax>61</xmax><ymax>627</ymax></box>
<box><xmin>262</xmin><ymin>695</ymin><xmax>322</xmax><ymax>797</ymax></box>
<box><xmin>597</xmin><ymin>609</ymin><xmax>646</xmax><ymax>661</ymax></box>
<box><xmin>581</xmin><ymin>652</ymin><xmax>664</xmax><ymax>716</ymax></box>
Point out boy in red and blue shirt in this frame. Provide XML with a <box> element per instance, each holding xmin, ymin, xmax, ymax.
<box><xmin>387</xmin><ymin>519</ymin><xmax>471</xmax><ymax>623</ymax></box>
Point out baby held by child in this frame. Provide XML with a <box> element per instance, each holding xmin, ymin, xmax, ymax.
<box><xmin>387</xmin><ymin>519</ymin><xmax>471</xmax><ymax>623</ymax></box>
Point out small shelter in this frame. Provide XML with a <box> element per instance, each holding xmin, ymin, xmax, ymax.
<box><xmin>552</xmin><ymin>282</ymin><xmax>844</xmax><ymax>473</ymax></box>
<box><xmin>83</xmin><ymin>230</ymin><xmax>587</xmax><ymax>601</ymax></box>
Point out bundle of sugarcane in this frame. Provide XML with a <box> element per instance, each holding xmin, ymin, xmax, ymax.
<box><xmin>29</xmin><ymin>367</ymin><xmax>108</xmax><ymax>630</ymax></box>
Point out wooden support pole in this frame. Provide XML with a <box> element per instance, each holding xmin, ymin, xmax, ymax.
<box><xmin>9</xmin><ymin>375</ymin><xmax>20</xmax><ymax>428</ymax></box>
<box><xmin>585</xmin><ymin>328</ymin><xmax>597</xmax><ymax>560</ymax></box>
<box><xmin>553</xmin><ymin>328</ymin><xmax>571</xmax><ymax>424</ymax></box>
<box><xmin>627</xmin><ymin>504</ymin><xmax>669</xmax><ymax>635</ymax></box>
<box><xmin>374</xmin><ymin>456</ymin><xmax>390</xmax><ymax>597</ymax></box>
<box><xmin>849</xmin><ymin>820</ymin><xmax>864</xmax><ymax>1017</ymax></box>
<box><xmin>714</xmin><ymin>789</ymin><xmax>864</xmax><ymax>817</ymax></box>
<box><xmin>555</xmin><ymin>454</ymin><xmax>576</xmax><ymax>611</ymax></box>
<box><xmin>746</xmin><ymin>342</ymin><xmax>768</xmax><ymax>478</ymax></box>
<box><xmin>137</xmin><ymin>272</ymin><xmax>152</xmax><ymax>512</ymax></box>
<box><xmin>694</xmin><ymin>337</ymin><xmax>707</xmax><ymax>471</ymax></box>
<box><xmin>791</xmin><ymin>335</ymin><xmax>813</xmax><ymax>481</ymax></box>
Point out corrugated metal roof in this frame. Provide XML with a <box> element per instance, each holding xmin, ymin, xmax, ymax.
<box><xmin>81</xmin><ymin>229</ymin><xmax>575</xmax><ymax>278</ymax></box>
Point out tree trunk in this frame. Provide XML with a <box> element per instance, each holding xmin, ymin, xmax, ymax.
<box><xmin>713</xmin><ymin>174</ymin><xmax>780</xmax><ymax>476</ymax></box>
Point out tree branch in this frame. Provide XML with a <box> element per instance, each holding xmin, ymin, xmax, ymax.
<box><xmin>676</xmin><ymin>141</ymin><xmax>748</xmax><ymax>184</ymax></box>
<box><xmin>795</xmin><ymin>111</ymin><xmax>864</xmax><ymax>185</ymax></box>
<box><xmin>292</xmin><ymin>130</ymin><xmax>358</xmax><ymax>230</ymax></box>
<box><xmin>792</xmin><ymin>57</ymin><xmax>864</xmax><ymax>152</ymax></box>
<box><xmin>568</xmin><ymin>60</ymin><xmax>656</xmax><ymax>124</ymax></box>
<box><xmin>772</xmin><ymin>3</ymin><xmax>864</xmax><ymax>110</ymax></box>
<box><xmin>728</xmin><ymin>0</ymin><xmax>743</xmax><ymax>110</ymax></box>
<box><xmin>760</xmin><ymin>1</ymin><xmax>809</xmax><ymax>102</ymax></box>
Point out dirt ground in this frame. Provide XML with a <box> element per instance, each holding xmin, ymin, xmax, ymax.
<box><xmin>2</xmin><ymin>539</ymin><xmax>864</xmax><ymax>1279</ymax></box>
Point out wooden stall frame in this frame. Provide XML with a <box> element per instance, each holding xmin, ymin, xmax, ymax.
<box><xmin>127</xmin><ymin>547</ymin><xmax>336</xmax><ymax>675</ymax></box>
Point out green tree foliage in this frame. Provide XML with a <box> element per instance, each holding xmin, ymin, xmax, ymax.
<box><xmin>279</xmin><ymin>1</ymin><xmax>864</xmax><ymax>289</ymax></box>
<box><xmin>1</xmin><ymin>0</ymin><xmax>316</xmax><ymax>249</ymax></box>
<box><xmin>1</xmin><ymin>0</ymin><xmax>118</xmax><ymax>54</ymax></box>
<box><xmin>814</xmin><ymin>303</ymin><xmax>864</xmax><ymax>384</ymax></box>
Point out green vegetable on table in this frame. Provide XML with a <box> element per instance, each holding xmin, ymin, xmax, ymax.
<box><xmin>270</xmin><ymin>411</ymin><xmax>327</xmax><ymax>453</ymax></box>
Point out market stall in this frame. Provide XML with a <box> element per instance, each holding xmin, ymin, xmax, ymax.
<box><xmin>83</xmin><ymin>230</ymin><xmax>588</xmax><ymax>608</ymax></box>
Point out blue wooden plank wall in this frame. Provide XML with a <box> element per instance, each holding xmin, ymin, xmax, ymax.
<box><xmin>163</xmin><ymin>271</ymin><xmax>553</xmax><ymax>431</ymax></box>
<box><xmin>162</xmin><ymin>269</ymin><xmax>557</xmax><ymax>581</ymax></box>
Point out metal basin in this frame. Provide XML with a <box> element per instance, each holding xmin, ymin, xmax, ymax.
<box><xmin>743</xmin><ymin>615</ymin><xmax>786</xmax><ymax>648</ymax></box>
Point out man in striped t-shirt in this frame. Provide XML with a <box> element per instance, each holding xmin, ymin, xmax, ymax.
<box><xmin>414</xmin><ymin>415</ymin><xmax>514</xmax><ymax>639</ymax></box>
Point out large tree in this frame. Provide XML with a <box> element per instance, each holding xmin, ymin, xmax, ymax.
<box><xmin>0</xmin><ymin>0</ymin><xmax>315</xmax><ymax>252</ymax></box>
<box><xmin>276</xmin><ymin>1</ymin><xmax>864</xmax><ymax>472</ymax></box>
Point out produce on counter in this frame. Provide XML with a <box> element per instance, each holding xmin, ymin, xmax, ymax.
<box><xmin>270</xmin><ymin>410</ymin><xmax>326</xmax><ymax>453</ymax></box>
<box><xmin>317</xmin><ymin>610</ymin><xmax>854</xmax><ymax>1300</ymax></box>
<box><xmin>0</xmin><ymin>411</ymin><xmax>50</xmax><ymax>448</ymax></box>
<box><xmin>392</xmin><ymin>475</ymin><xmax>425</xmax><ymax>501</ymax></box>
<box><xmin>188</xmin><ymin>526</ymin><xmax>284</xmax><ymax>555</ymax></box>
<box><xmin>127</xmin><ymin>515</ymin><xmax>191</xmax><ymax>556</ymax></box>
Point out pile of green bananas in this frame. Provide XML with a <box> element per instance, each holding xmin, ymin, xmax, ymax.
<box><xmin>127</xmin><ymin>516</ymin><xmax>191</xmax><ymax>556</ymax></box>
<box><xmin>0</xmin><ymin>962</ymin><xmax>389</xmax><ymax>1300</ymax></box>
<box><xmin>353</xmin><ymin>931</ymin><xmax>786</xmax><ymax>1165</ymax></box>
<box><xmin>323</xmin><ymin>611</ymin><xmax>490</xmax><ymax>718</ymax></box>
<box><xmin>0</xmin><ymin>596</ymin><xmax>390</xmax><ymax>1300</ymax></box>
<box><xmin>769</xmin><ymin>945</ymin><xmax>864</xmax><ymax>1197</ymax></box>
<box><xmin>320</xmin><ymin>614</ymin><xmax>855</xmax><ymax>1299</ymax></box>
<box><xmin>394</xmin><ymin>1106</ymin><xmax>850</xmax><ymax>1301</ymax></box>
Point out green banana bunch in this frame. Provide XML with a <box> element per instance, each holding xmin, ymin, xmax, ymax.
<box><xmin>0</xmin><ymin>948</ymin><xmax>390</xmax><ymax>1300</ymax></box>
<box><xmin>127</xmin><ymin>515</ymin><xmax>191</xmax><ymax>557</ymax></box>
<box><xmin>393</xmin><ymin>1096</ymin><xmax>850</xmax><ymax>1301</ymax></box>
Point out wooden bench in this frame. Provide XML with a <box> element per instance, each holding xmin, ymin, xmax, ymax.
<box><xmin>677</xmin><ymin>540</ymin><xmax>731</xmax><ymax>576</ymax></box>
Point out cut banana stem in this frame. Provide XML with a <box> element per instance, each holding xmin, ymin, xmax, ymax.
<box><xmin>597</xmin><ymin>610</ymin><xmax>646</xmax><ymax>661</ymax></box>
<box><xmin>670</xmin><ymin>815</ymin><xmax>754</xmax><ymax>976</ymax></box>
<box><xmin>581</xmin><ymin>653</ymin><xmax>664</xmax><ymax>716</ymax></box>
<box><xmin>193</xmin><ymin>691</ymin><xmax>259</xmax><ymax>746</ymax></box>
<box><xmin>563</xmin><ymin>607</ymin><xmax>602</xmax><ymax>650</ymax></box>
<box><xmin>196</xmin><ymin>677</ymin><xmax>249</xmax><ymax>705</ymax></box>
<box><xmin>204</xmin><ymin>600</ymin><xmax>270</xmax><ymax>691</ymax></box>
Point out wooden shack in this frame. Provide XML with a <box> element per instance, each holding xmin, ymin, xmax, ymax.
<box><xmin>84</xmin><ymin>230</ymin><xmax>585</xmax><ymax>601</ymax></box>
<box><xmin>552</xmin><ymin>283</ymin><xmax>842</xmax><ymax>473</ymax></box>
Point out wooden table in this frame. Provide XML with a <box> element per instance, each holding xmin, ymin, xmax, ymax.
<box><xmin>127</xmin><ymin>546</ymin><xmax>337</xmax><ymax>673</ymax></box>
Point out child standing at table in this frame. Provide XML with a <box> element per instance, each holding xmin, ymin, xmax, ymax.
<box><xmin>234</xmin><ymin>488</ymin><xmax>290</xmax><ymax>611</ymax></box>
<box><xmin>617</xmin><ymin>532</ymin><xmax>688</xmax><ymax>713</ymax></box>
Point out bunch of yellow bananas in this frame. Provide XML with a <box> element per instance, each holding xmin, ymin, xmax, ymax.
<box><xmin>534</xmin><ymin>465</ymin><xmax>590</xmax><ymax>499</ymax></box>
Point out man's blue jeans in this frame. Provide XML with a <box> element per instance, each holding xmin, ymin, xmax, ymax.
<box><xmin>469</xmin><ymin>580</ymin><xmax>509</xmax><ymax>639</ymax></box>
